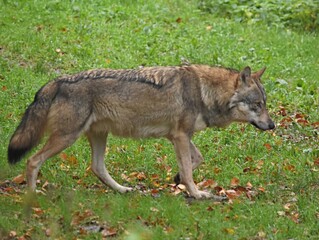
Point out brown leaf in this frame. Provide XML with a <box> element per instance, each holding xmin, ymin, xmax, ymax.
<box><xmin>150</xmin><ymin>174</ymin><xmax>159</xmax><ymax>180</ymax></box>
<box><xmin>214</xmin><ymin>186</ymin><xmax>225</xmax><ymax>195</ymax></box>
<box><xmin>258</xmin><ymin>186</ymin><xmax>266</xmax><ymax>192</ymax></box>
<box><xmin>60</xmin><ymin>27</ymin><xmax>68</xmax><ymax>32</ymax></box>
<box><xmin>277</xmin><ymin>106</ymin><xmax>287</xmax><ymax>116</ymax></box>
<box><xmin>246</xmin><ymin>182</ymin><xmax>253</xmax><ymax>189</ymax></box>
<box><xmin>225</xmin><ymin>189</ymin><xmax>239</xmax><ymax>199</ymax></box>
<box><xmin>230</xmin><ymin>177</ymin><xmax>240</xmax><ymax>187</ymax></box>
<box><xmin>296</xmin><ymin>118</ymin><xmax>309</xmax><ymax>126</ymax></box>
<box><xmin>284</xmin><ymin>164</ymin><xmax>296</xmax><ymax>172</ymax></box>
<box><xmin>2</xmin><ymin>85</ymin><xmax>7</xmax><ymax>91</ymax></box>
<box><xmin>60</xmin><ymin>153</ymin><xmax>78</xmax><ymax>165</ymax></box>
<box><xmin>176</xmin><ymin>17</ymin><xmax>182</xmax><ymax>23</ymax></box>
<box><xmin>12</xmin><ymin>174</ymin><xmax>25</xmax><ymax>184</ymax></box>
<box><xmin>45</xmin><ymin>228</ymin><xmax>51</xmax><ymax>237</ymax></box>
<box><xmin>32</xmin><ymin>207</ymin><xmax>44</xmax><ymax>216</ymax></box>
<box><xmin>263</xmin><ymin>143</ymin><xmax>272</xmax><ymax>151</ymax></box>
<box><xmin>291</xmin><ymin>212</ymin><xmax>300</xmax><ymax>224</ymax></box>
<box><xmin>101</xmin><ymin>227</ymin><xmax>117</xmax><ymax>237</ymax></box>
<box><xmin>312</xmin><ymin>122</ymin><xmax>319</xmax><ymax>128</ymax></box>
<box><xmin>214</xmin><ymin>167</ymin><xmax>221</xmax><ymax>174</ymax></box>
<box><xmin>71</xmin><ymin>209</ymin><xmax>95</xmax><ymax>226</ymax></box>
<box><xmin>197</xmin><ymin>179</ymin><xmax>217</xmax><ymax>189</ymax></box>
<box><xmin>151</xmin><ymin>189</ymin><xmax>160</xmax><ymax>197</ymax></box>
<box><xmin>35</xmin><ymin>25</ymin><xmax>44</xmax><ymax>31</ymax></box>
<box><xmin>295</xmin><ymin>113</ymin><xmax>306</xmax><ymax>119</ymax></box>
<box><xmin>9</xmin><ymin>231</ymin><xmax>17</xmax><ymax>238</ymax></box>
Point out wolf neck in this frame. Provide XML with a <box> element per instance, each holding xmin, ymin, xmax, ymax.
<box><xmin>193</xmin><ymin>65</ymin><xmax>238</xmax><ymax>128</ymax></box>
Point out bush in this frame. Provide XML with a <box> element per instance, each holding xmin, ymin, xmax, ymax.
<box><xmin>198</xmin><ymin>0</ymin><xmax>319</xmax><ymax>31</ymax></box>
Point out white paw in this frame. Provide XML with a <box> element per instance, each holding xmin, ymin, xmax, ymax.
<box><xmin>118</xmin><ymin>186</ymin><xmax>134</xmax><ymax>193</ymax></box>
<box><xmin>190</xmin><ymin>190</ymin><xmax>228</xmax><ymax>202</ymax></box>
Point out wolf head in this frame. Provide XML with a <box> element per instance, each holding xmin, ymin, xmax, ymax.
<box><xmin>230</xmin><ymin>67</ymin><xmax>275</xmax><ymax>131</ymax></box>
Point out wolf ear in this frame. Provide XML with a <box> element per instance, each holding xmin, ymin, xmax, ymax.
<box><xmin>240</xmin><ymin>66</ymin><xmax>251</xmax><ymax>83</ymax></box>
<box><xmin>253</xmin><ymin>67</ymin><xmax>266</xmax><ymax>79</ymax></box>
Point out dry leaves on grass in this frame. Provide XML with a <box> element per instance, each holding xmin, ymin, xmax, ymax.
<box><xmin>70</xmin><ymin>209</ymin><xmax>118</xmax><ymax>238</ymax></box>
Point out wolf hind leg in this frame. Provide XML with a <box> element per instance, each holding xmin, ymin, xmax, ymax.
<box><xmin>87</xmin><ymin>131</ymin><xmax>133</xmax><ymax>193</ymax></box>
<box><xmin>173</xmin><ymin>141</ymin><xmax>203</xmax><ymax>185</ymax></box>
<box><xmin>26</xmin><ymin>133</ymin><xmax>78</xmax><ymax>191</ymax></box>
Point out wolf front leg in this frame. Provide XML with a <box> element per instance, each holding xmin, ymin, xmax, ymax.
<box><xmin>170</xmin><ymin>133</ymin><xmax>212</xmax><ymax>199</ymax></box>
<box><xmin>173</xmin><ymin>141</ymin><xmax>203</xmax><ymax>185</ymax></box>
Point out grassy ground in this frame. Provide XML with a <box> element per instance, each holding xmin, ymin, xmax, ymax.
<box><xmin>0</xmin><ymin>0</ymin><xmax>318</xmax><ymax>239</ymax></box>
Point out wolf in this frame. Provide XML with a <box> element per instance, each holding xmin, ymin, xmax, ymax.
<box><xmin>8</xmin><ymin>64</ymin><xmax>275</xmax><ymax>199</ymax></box>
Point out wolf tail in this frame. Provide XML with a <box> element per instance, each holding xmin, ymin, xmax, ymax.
<box><xmin>8</xmin><ymin>81</ymin><xmax>59</xmax><ymax>164</ymax></box>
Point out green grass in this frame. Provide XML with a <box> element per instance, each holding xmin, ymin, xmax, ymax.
<box><xmin>1</xmin><ymin>0</ymin><xmax>318</xmax><ymax>239</ymax></box>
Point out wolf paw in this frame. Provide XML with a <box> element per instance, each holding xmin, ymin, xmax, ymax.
<box><xmin>118</xmin><ymin>186</ymin><xmax>134</xmax><ymax>193</ymax></box>
<box><xmin>191</xmin><ymin>190</ymin><xmax>228</xmax><ymax>202</ymax></box>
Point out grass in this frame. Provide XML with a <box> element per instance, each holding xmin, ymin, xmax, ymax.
<box><xmin>0</xmin><ymin>0</ymin><xmax>318</xmax><ymax>239</ymax></box>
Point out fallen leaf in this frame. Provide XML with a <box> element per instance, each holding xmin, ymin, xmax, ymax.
<box><xmin>230</xmin><ymin>177</ymin><xmax>240</xmax><ymax>187</ymax></box>
<box><xmin>214</xmin><ymin>167</ymin><xmax>222</xmax><ymax>174</ymax></box>
<box><xmin>258</xmin><ymin>187</ymin><xmax>265</xmax><ymax>192</ymax></box>
<box><xmin>277</xmin><ymin>211</ymin><xmax>286</xmax><ymax>217</ymax></box>
<box><xmin>296</xmin><ymin>118</ymin><xmax>309</xmax><ymax>126</ymax></box>
<box><xmin>225</xmin><ymin>189</ymin><xmax>239</xmax><ymax>199</ymax></box>
<box><xmin>224</xmin><ymin>228</ymin><xmax>235</xmax><ymax>235</ymax></box>
<box><xmin>71</xmin><ymin>209</ymin><xmax>95</xmax><ymax>226</ymax></box>
<box><xmin>284</xmin><ymin>164</ymin><xmax>296</xmax><ymax>172</ymax></box>
<box><xmin>284</xmin><ymin>203</ymin><xmax>292</xmax><ymax>210</ymax></box>
<box><xmin>263</xmin><ymin>143</ymin><xmax>272</xmax><ymax>151</ymax></box>
<box><xmin>312</xmin><ymin>122</ymin><xmax>319</xmax><ymax>128</ymax></box>
<box><xmin>257</xmin><ymin>231</ymin><xmax>266</xmax><ymax>238</ymax></box>
<box><xmin>9</xmin><ymin>231</ymin><xmax>17</xmax><ymax>238</ymax></box>
<box><xmin>35</xmin><ymin>25</ymin><xmax>44</xmax><ymax>31</ymax></box>
<box><xmin>214</xmin><ymin>186</ymin><xmax>225</xmax><ymax>195</ymax></box>
<box><xmin>55</xmin><ymin>48</ymin><xmax>65</xmax><ymax>56</ymax></box>
<box><xmin>150</xmin><ymin>174</ymin><xmax>159</xmax><ymax>180</ymax></box>
<box><xmin>32</xmin><ymin>207</ymin><xmax>44</xmax><ymax>217</ymax></box>
<box><xmin>12</xmin><ymin>174</ymin><xmax>25</xmax><ymax>184</ymax></box>
<box><xmin>246</xmin><ymin>182</ymin><xmax>253</xmax><ymax>189</ymax></box>
<box><xmin>291</xmin><ymin>212</ymin><xmax>300</xmax><ymax>224</ymax></box>
<box><xmin>101</xmin><ymin>227</ymin><xmax>117</xmax><ymax>237</ymax></box>
<box><xmin>176</xmin><ymin>17</ymin><xmax>182</xmax><ymax>23</ymax></box>
<box><xmin>60</xmin><ymin>27</ymin><xmax>68</xmax><ymax>32</ymax></box>
<box><xmin>206</xmin><ymin>25</ymin><xmax>212</xmax><ymax>30</ymax></box>
<box><xmin>150</xmin><ymin>207</ymin><xmax>159</xmax><ymax>212</ymax></box>
<box><xmin>277</xmin><ymin>106</ymin><xmax>287</xmax><ymax>116</ymax></box>
<box><xmin>45</xmin><ymin>228</ymin><xmax>51</xmax><ymax>237</ymax></box>
<box><xmin>197</xmin><ymin>179</ymin><xmax>217</xmax><ymax>189</ymax></box>
<box><xmin>150</xmin><ymin>189</ymin><xmax>160</xmax><ymax>197</ymax></box>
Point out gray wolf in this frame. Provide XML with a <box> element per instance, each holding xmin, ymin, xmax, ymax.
<box><xmin>8</xmin><ymin>64</ymin><xmax>275</xmax><ymax>199</ymax></box>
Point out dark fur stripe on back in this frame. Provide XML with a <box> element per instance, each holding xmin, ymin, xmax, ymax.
<box><xmin>55</xmin><ymin>67</ymin><xmax>178</xmax><ymax>88</ymax></box>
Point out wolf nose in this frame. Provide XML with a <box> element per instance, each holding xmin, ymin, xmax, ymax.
<box><xmin>268</xmin><ymin>121</ymin><xmax>275</xmax><ymax>130</ymax></box>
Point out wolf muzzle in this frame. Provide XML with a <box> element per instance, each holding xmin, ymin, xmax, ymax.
<box><xmin>251</xmin><ymin>119</ymin><xmax>275</xmax><ymax>131</ymax></box>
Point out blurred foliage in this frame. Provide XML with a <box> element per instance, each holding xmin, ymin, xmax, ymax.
<box><xmin>198</xmin><ymin>0</ymin><xmax>319</xmax><ymax>31</ymax></box>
